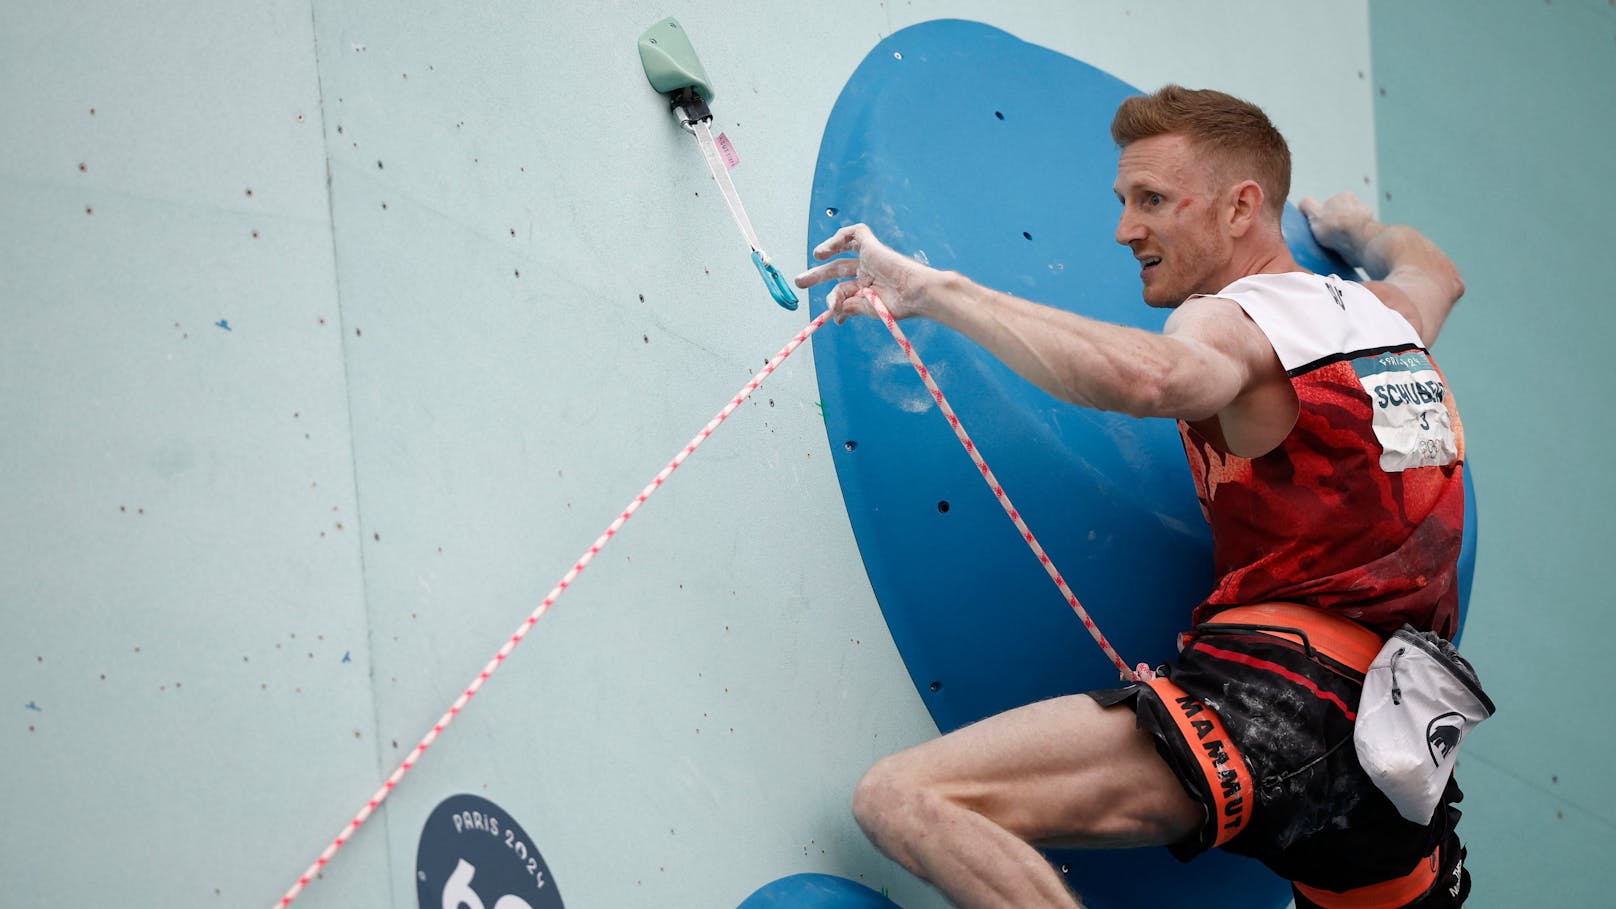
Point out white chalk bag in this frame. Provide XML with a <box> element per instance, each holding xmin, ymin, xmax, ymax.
<box><xmin>1354</xmin><ymin>625</ymin><xmax>1495</xmax><ymax>824</ymax></box>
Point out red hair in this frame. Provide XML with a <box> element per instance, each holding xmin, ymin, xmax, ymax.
<box><xmin>1111</xmin><ymin>85</ymin><xmax>1291</xmax><ymax>218</ymax></box>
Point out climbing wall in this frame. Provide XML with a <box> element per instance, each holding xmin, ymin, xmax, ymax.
<box><xmin>1</xmin><ymin>3</ymin><xmax>1386</xmax><ymax>907</ymax></box>
<box><xmin>1370</xmin><ymin>1</ymin><xmax>1616</xmax><ymax>903</ymax></box>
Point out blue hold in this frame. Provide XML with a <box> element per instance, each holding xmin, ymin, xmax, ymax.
<box><xmin>736</xmin><ymin>874</ymin><xmax>899</xmax><ymax>908</ymax></box>
<box><xmin>1282</xmin><ymin>204</ymin><xmax>1357</xmax><ymax>277</ymax></box>
<box><xmin>799</xmin><ymin>18</ymin><xmax>1477</xmax><ymax>909</ymax></box>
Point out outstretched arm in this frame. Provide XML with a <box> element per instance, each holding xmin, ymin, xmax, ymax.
<box><xmin>794</xmin><ymin>223</ymin><xmax>1272</xmax><ymax>421</ymax></box>
<box><xmin>1299</xmin><ymin>192</ymin><xmax>1465</xmax><ymax>346</ymax></box>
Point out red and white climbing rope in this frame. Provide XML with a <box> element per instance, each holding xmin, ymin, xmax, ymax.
<box><xmin>278</xmin><ymin>289</ymin><xmax>1147</xmax><ymax>906</ymax></box>
<box><xmin>274</xmin><ymin>311</ymin><xmax>832</xmax><ymax>909</ymax></box>
<box><xmin>853</xmin><ymin>288</ymin><xmax>1144</xmax><ymax>681</ymax></box>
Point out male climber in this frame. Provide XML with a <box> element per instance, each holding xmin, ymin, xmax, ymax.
<box><xmin>794</xmin><ymin>86</ymin><xmax>1470</xmax><ymax>909</ymax></box>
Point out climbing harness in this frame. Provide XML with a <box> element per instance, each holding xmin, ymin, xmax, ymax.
<box><xmin>638</xmin><ymin>17</ymin><xmax>799</xmax><ymax>310</ymax></box>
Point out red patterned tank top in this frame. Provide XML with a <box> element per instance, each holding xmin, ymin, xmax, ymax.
<box><xmin>1180</xmin><ymin>272</ymin><xmax>1466</xmax><ymax>638</ymax></box>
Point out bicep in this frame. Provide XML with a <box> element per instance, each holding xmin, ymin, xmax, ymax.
<box><xmin>1157</xmin><ymin>298</ymin><xmax>1276</xmax><ymax>420</ymax></box>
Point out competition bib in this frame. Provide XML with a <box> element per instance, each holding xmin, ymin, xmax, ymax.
<box><xmin>1353</xmin><ymin>350</ymin><xmax>1458</xmax><ymax>471</ymax></box>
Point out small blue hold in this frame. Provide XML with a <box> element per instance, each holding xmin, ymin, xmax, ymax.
<box><xmin>216</xmin><ymin>319</ymin><xmax>232</xmax><ymax>332</ymax></box>
<box><xmin>737</xmin><ymin>874</ymin><xmax>899</xmax><ymax>908</ymax></box>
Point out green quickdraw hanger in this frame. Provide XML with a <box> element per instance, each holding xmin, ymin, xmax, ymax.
<box><xmin>638</xmin><ymin>17</ymin><xmax>799</xmax><ymax>311</ymax></box>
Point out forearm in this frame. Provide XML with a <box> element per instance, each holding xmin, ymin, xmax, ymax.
<box><xmin>798</xmin><ymin>222</ymin><xmax>1244</xmax><ymax>417</ymax></box>
<box><xmin>915</xmin><ymin>271</ymin><xmax>1214</xmax><ymax>418</ymax></box>
<box><xmin>1342</xmin><ymin>222</ymin><xmax>1464</xmax><ymax>296</ymax></box>
<box><xmin>1370</xmin><ymin>226</ymin><xmax>1465</xmax><ymax>342</ymax></box>
<box><xmin>1303</xmin><ymin>196</ymin><xmax>1465</xmax><ymax>343</ymax></box>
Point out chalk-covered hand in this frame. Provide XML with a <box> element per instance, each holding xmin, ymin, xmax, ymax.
<box><xmin>1300</xmin><ymin>192</ymin><xmax>1465</xmax><ymax>345</ymax></box>
<box><xmin>1298</xmin><ymin>192</ymin><xmax>1382</xmax><ymax>266</ymax></box>
<box><xmin>794</xmin><ymin>223</ymin><xmax>938</xmax><ymax>324</ymax></box>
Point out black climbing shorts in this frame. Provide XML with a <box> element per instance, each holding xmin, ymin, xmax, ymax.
<box><xmin>1090</xmin><ymin>604</ymin><xmax>1472</xmax><ymax>908</ymax></box>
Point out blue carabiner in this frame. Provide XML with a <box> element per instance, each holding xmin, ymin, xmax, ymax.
<box><xmin>753</xmin><ymin>250</ymin><xmax>799</xmax><ymax>311</ymax></box>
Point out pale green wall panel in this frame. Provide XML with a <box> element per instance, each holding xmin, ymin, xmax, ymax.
<box><xmin>305</xmin><ymin>4</ymin><xmax>936</xmax><ymax>904</ymax></box>
<box><xmin>0</xmin><ymin>2</ymin><xmax>391</xmax><ymax>906</ymax></box>
<box><xmin>1371</xmin><ymin>0</ymin><xmax>1616</xmax><ymax>903</ymax></box>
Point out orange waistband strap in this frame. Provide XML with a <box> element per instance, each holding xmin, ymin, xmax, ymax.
<box><xmin>1202</xmin><ymin>603</ymin><xmax>1384</xmax><ymax>673</ymax></box>
<box><xmin>1293</xmin><ymin>845</ymin><xmax>1441</xmax><ymax>909</ymax></box>
<box><xmin>1145</xmin><ymin>676</ymin><xmax>1254</xmax><ymax>849</ymax></box>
